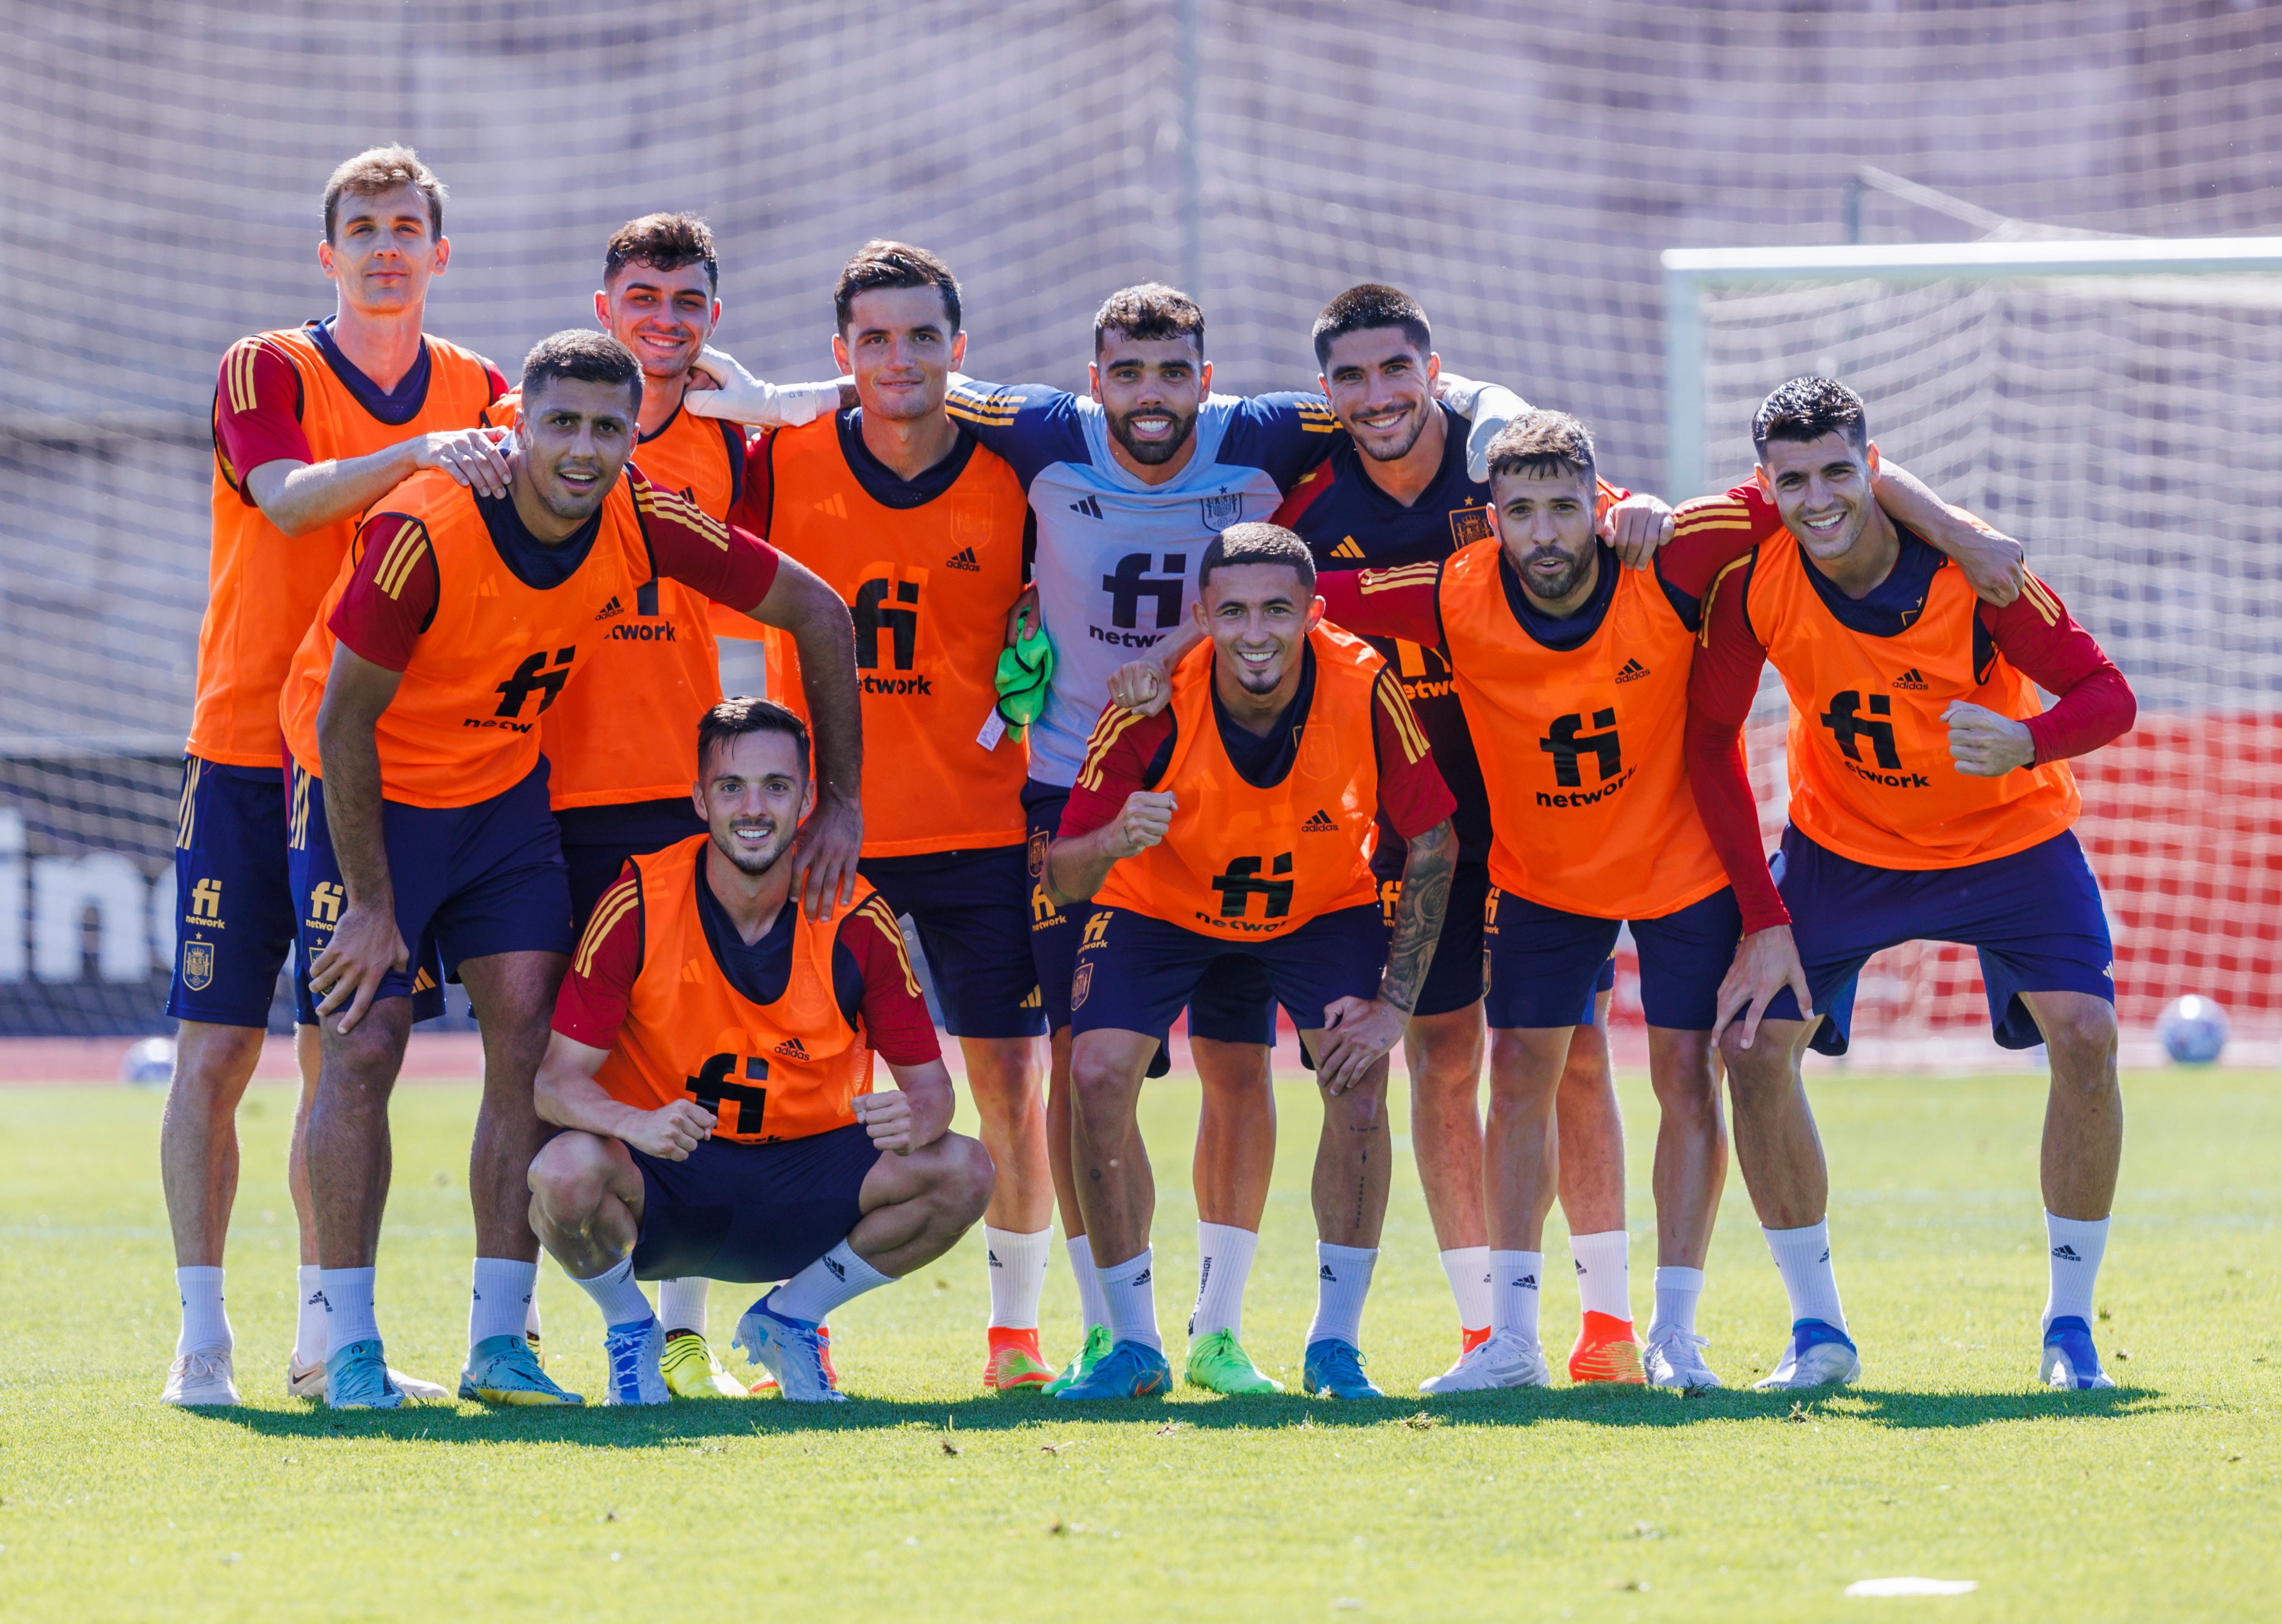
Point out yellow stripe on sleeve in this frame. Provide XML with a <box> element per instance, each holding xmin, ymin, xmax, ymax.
<box><xmin>573</xmin><ymin>876</ymin><xmax>641</xmax><ymax>979</ymax></box>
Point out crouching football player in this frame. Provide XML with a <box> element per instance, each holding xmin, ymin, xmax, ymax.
<box><xmin>529</xmin><ymin>699</ymin><xmax>994</xmax><ymax>1402</ymax></box>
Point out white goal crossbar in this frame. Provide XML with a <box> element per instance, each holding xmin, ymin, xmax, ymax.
<box><xmin>1662</xmin><ymin>237</ymin><xmax>2282</xmax><ymax>498</ymax></box>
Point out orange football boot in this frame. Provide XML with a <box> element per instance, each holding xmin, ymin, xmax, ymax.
<box><xmin>1567</xmin><ymin>1310</ymin><xmax>1646</xmax><ymax>1384</ymax></box>
<box><xmin>1460</xmin><ymin>1324</ymin><xmax>1492</xmax><ymax>1356</ymax></box>
<box><xmin>750</xmin><ymin>1323</ymin><xmax>836</xmax><ymax>1394</ymax></box>
<box><xmin>983</xmin><ymin>1326</ymin><xmax>1054</xmax><ymax>1393</ymax></box>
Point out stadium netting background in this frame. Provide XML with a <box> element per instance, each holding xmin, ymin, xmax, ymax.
<box><xmin>3</xmin><ymin>1</ymin><xmax>2278</xmax><ymax>1038</ymax></box>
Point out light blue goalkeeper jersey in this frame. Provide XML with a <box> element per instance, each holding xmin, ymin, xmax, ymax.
<box><xmin>946</xmin><ymin>381</ymin><xmax>1339</xmax><ymax>787</ymax></box>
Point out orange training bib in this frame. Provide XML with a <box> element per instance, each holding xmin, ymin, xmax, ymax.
<box><xmin>1745</xmin><ymin>526</ymin><xmax>2080</xmax><ymax>869</ymax></box>
<box><xmin>1094</xmin><ymin>624</ymin><xmax>1384</xmax><ymax>939</ymax></box>
<box><xmin>1439</xmin><ymin>540</ymin><xmax>1728</xmax><ymax>918</ymax></box>
<box><xmin>591</xmin><ymin>834</ymin><xmax>875</xmax><ymax>1143</ymax></box>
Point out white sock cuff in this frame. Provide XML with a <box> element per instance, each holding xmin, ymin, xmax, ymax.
<box><xmin>1652</xmin><ymin>1265</ymin><xmax>1706</xmax><ymax>1291</ymax></box>
<box><xmin>984</xmin><ymin>1226</ymin><xmax>1052</xmax><ymax>1331</ymax></box>
<box><xmin>470</xmin><ymin>1257</ymin><xmax>540</xmax><ymax>1348</ymax></box>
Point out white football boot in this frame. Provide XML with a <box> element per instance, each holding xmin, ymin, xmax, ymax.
<box><xmin>1418</xmin><ymin>1330</ymin><xmax>1553</xmax><ymax>1394</ymax></box>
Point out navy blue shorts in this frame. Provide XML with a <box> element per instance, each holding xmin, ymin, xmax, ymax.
<box><xmin>1025</xmin><ymin>778</ymin><xmax>1275</xmax><ymax>1046</ymax></box>
<box><xmin>554</xmin><ymin>797</ymin><xmax>706</xmax><ymax>934</ymax></box>
<box><xmin>1764</xmin><ymin>826</ymin><xmax>2115</xmax><ymax>1057</ymax></box>
<box><xmin>1070</xmin><ymin>903</ymin><xmax>1387</xmax><ymax>1045</ymax></box>
<box><xmin>1375</xmin><ymin>859</ymin><xmax>1493</xmax><ymax>1020</ymax></box>
<box><xmin>287</xmin><ymin>758</ymin><xmax>572</xmax><ymax>1020</ymax></box>
<box><xmin>862</xmin><ymin>845</ymin><xmax>1047</xmax><ymax>1040</ymax></box>
<box><xmin>630</xmin><ymin>1121</ymin><xmax>879</xmax><ymax>1283</ymax></box>
<box><xmin>167</xmin><ymin>757</ymin><xmax>300</xmax><ymax>1027</ymax></box>
<box><xmin>1485</xmin><ymin>884</ymin><xmax>1742</xmax><ymax>1031</ymax></box>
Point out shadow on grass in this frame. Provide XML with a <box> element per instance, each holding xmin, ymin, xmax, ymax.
<box><xmin>187</xmin><ymin>1381</ymin><xmax>2174</xmax><ymax>1446</ymax></box>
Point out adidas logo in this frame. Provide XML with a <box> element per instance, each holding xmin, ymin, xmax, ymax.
<box><xmin>1893</xmin><ymin>667</ymin><xmax>1929</xmax><ymax>690</ymax></box>
<box><xmin>594</xmin><ymin>594</ymin><xmax>625</xmax><ymax>621</ymax></box>
<box><xmin>1575</xmin><ymin>1259</ymin><xmax>1588</xmax><ymax>1275</ymax></box>
<box><xmin>1615</xmin><ymin>657</ymin><xmax>1649</xmax><ymax>683</ymax></box>
<box><xmin>1320</xmin><ymin>1264</ymin><xmax>1338</xmax><ymax>1281</ymax></box>
<box><xmin>823</xmin><ymin>1255</ymin><xmax>846</xmax><ymax>1281</ymax></box>
<box><xmin>1818</xmin><ymin>1250</ymin><xmax>1830</xmax><ymax>1264</ymax></box>
<box><xmin>988</xmin><ymin>1250</ymin><xmax>1003</xmax><ymax>1268</ymax></box>
<box><xmin>1132</xmin><ymin>1268</ymin><xmax>1152</xmax><ymax>1286</ymax></box>
<box><xmin>2052</xmin><ymin>1243</ymin><xmax>2081</xmax><ymax>1261</ymax></box>
<box><xmin>1301</xmin><ymin>809</ymin><xmax>1338</xmax><ymax>832</ymax></box>
<box><xmin>1070</xmin><ymin>494</ymin><xmax>1103</xmax><ymax>519</ymax></box>
<box><xmin>1515</xmin><ymin>1275</ymin><xmax>1539</xmax><ymax>1290</ymax></box>
<box><xmin>773</xmin><ymin>1037</ymin><xmax>809</xmax><ymax>1059</ymax></box>
<box><xmin>946</xmin><ymin>546</ymin><xmax>981</xmax><ymax>572</ymax></box>
<box><xmin>1330</xmin><ymin>537</ymin><xmax>1366</xmax><ymax>560</ymax></box>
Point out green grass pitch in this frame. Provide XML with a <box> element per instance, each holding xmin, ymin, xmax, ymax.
<box><xmin>1</xmin><ymin>1066</ymin><xmax>2276</xmax><ymax>1621</ymax></box>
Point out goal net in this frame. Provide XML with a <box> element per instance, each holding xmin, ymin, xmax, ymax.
<box><xmin>1661</xmin><ymin>238</ymin><xmax>2282</xmax><ymax>1058</ymax></box>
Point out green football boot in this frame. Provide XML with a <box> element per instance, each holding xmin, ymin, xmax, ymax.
<box><xmin>1041</xmin><ymin>1324</ymin><xmax>1111</xmax><ymax>1396</ymax></box>
<box><xmin>1183</xmin><ymin>1329</ymin><xmax>1284</xmax><ymax>1394</ymax></box>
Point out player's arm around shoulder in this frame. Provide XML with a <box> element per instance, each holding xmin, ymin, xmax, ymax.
<box><xmin>735</xmin><ymin>547</ymin><xmax>864</xmax><ymax>917</ymax></box>
<box><xmin>533</xmin><ymin>1031</ymin><xmax>715</xmax><ymax>1160</ymax></box>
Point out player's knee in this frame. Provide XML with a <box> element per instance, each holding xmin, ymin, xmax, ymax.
<box><xmin>1717</xmin><ymin>1026</ymin><xmax>1790</xmax><ymax>1089</ymax></box>
<box><xmin>526</xmin><ymin>1132</ymin><xmax>613</xmax><ymax>1216</ymax></box>
<box><xmin>1069</xmin><ymin>1045</ymin><xmax>1137</xmax><ymax>1124</ymax></box>
<box><xmin>2039</xmin><ymin>999</ymin><xmax>2119</xmax><ymax>1074</ymax></box>
<box><xmin>940</xmin><ymin>1133</ymin><xmax>996</xmax><ymax>1225</ymax></box>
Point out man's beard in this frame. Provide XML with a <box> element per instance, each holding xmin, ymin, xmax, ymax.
<box><xmin>715</xmin><ymin>830</ymin><xmax>789</xmax><ymax>876</ymax></box>
<box><xmin>1520</xmin><ymin>545</ymin><xmax>1593</xmax><ymax>601</ymax></box>
<box><xmin>1106</xmin><ymin>403</ymin><xmax>1199</xmax><ymax>466</ymax></box>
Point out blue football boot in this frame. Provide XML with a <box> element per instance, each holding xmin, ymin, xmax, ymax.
<box><xmin>460</xmin><ymin>1333</ymin><xmax>584</xmax><ymax>1406</ymax></box>
<box><xmin>602</xmin><ymin>1316</ymin><xmax>671</xmax><ymax>1405</ymax></box>
<box><xmin>1302</xmin><ymin>1338</ymin><xmax>1383</xmax><ymax>1399</ymax></box>
<box><xmin>323</xmin><ymin>1339</ymin><xmax>404</xmax><ymax>1410</ymax></box>
<box><xmin>1052</xmin><ymin>1338</ymin><xmax>1173</xmax><ymax>1401</ymax></box>
<box><xmin>1752</xmin><ymin>1319</ymin><xmax>1861</xmax><ymax>1390</ymax></box>
<box><xmin>2040</xmin><ymin>1315</ymin><xmax>2116</xmax><ymax>1390</ymax></box>
<box><xmin>734</xmin><ymin>1294</ymin><xmax>846</xmax><ymax>1403</ymax></box>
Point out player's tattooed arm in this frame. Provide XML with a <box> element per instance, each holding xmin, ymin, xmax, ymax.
<box><xmin>243</xmin><ymin>427</ymin><xmax>512</xmax><ymax>534</ymax></box>
<box><xmin>748</xmin><ymin>553</ymin><xmax>864</xmax><ymax>921</ymax></box>
<box><xmin>308</xmin><ymin>644</ymin><xmax>409</xmax><ymax>1035</ymax></box>
<box><xmin>1867</xmin><ymin>459</ymin><xmax>2025</xmax><ymax>607</ymax></box>
<box><xmin>1314</xmin><ymin>816</ymin><xmax>1456</xmax><ymax>1094</ymax></box>
<box><xmin>858</xmin><ymin>1057</ymin><xmax>959</xmax><ymax>1155</ymax></box>
<box><xmin>534</xmin><ymin>1033</ymin><xmax>716</xmax><ymax>1160</ymax></box>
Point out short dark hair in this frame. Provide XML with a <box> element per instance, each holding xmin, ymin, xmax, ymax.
<box><xmin>1753</xmin><ymin>376</ymin><xmax>1869</xmax><ymax>455</ymax></box>
<box><xmin>1484</xmin><ymin>410</ymin><xmax>1597</xmax><ymax>485</ymax></box>
<box><xmin>834</xmin><ymin>239</ymin><xmax>960</xmax><ymax>335</ymax></box>
<box><xmin>696</xmin><ymin>695</ymin><xmax>810</xmax><ymax>782</ymax></box>
<box><xmin>1094</xmin><ymin>282</ymin><xmax>1205</xmax><ymax>357</ymax></box>
<box><xmin>323</xmin><ymin>144</ymin><xmax>445</xmax><ymax>243</ymax></box>
<box><xmin>1198</xmin><ymin>522</ymin><xmax>1317</xmax><ymax>596</ymax></box>
<box><xmin>520</xmin><ymin>329</ymin><xmax>643</xmax><ymax>417</ymax></box>
<box><xmin>1311</xmin><ymin>283</ymin><xmax>1433</xmax><ymax>370</ymax></box>
<box><xmin>604</xmin><ymin>212</ymin><xmax>718</xmax><ymax>294</ymax></box>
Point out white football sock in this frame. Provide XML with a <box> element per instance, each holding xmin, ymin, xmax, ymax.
<box><xmin>1440</xmin><ymin>1246</ymin><xmax>1492</xmax><ymax>1333</ymax></box>
<box><xmin>1189</xmin><ymin>1222</ymin><xmax>1259</xmax><ymax>1340</ymax></box>
<box><xmin>470</xmin><ymin>1257</ymin><xmax>538</xmax><ymax>1349</ymax></box>
<box><xmin>571</xmin><ymin>1256</ymin><xmax>654</xmax><ymax>1329</ymax></box>
<box><xmin>2042</xmin><ymin>1212</ymin><xmax>2109</xmax><ymax>1331</ymax></box>
<box><xmin>1763</xmin><ymin>1220</ymin><xmax>1846</xmax><ymax>1331</ymax></box>
<box><xmin>1068</xmin><ymin>1233</ymin><xmax>1110</xmax><ymax>1331</ymax></box>
<box><xmin>1096</xmin><ymin>1249</ymin><xmax>1162</xmax><ymax>1352</ymax></box>
<box><xmin>292</xmin><ymin>1264</ymin><xmax>327</xmax><ymax>1368</ymax></box>
<box><xmin>1571</xmin><ymin>1229</ymin><xmax>1634</xmax><ymax>1321</ymax></box>
<box><xmin>985</xmin><ymin>1226</ymin><xmax>1051</xmax><ymax>1331</ymax></box>
<box><xmin>175</xmin><ymin>1266</ymin><xmax>231</xmax><ymax>1356</ymax></box>
<box><xmin>1649</xmin><ymin>1265</ymin><xmax>1705</xmax><ymax>1342</ymax></box>
<box><xmin>319</xmin><ymin>1266</ymin><xmax>378</xmax><ymax>1358</ymax></box>
<box><xmin>1490</xmin><ymin>1250</ymin><xmax>1544</xmax><ymax>1348</ymax></box>
<box><xmin>1305</xmin><ymin>1242</ymin><xmax>1377</xmax><ymax>1350</ymax></box>
<box><xmin>657</xmin><ymin>1277</ymin><xmax>710</xmax><ymax>1337</ymax></box>
<box><xmin>525</xmin><ymin>1285</ymin><xmax>542</xmax><ymax>1341</ymax></box>
<box><xmin>772</xmin><ymin>1242</ymin><xmax>891</xmax><ymax>1325</ymax></box>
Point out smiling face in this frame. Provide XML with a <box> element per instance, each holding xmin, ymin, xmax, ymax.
<box><xmin>1091</xmin><ymin>333</ymin><xmax>1209</xmax><ymax>467</ymax></box>
<box><xmin>1197</xmin><ymin>562</ymin><xmax>1323</xmax><ymax>701</ymax></box>
<box><xmin>1486</xmin><ymin>464</ymin><xmax>1600</xmax><ymax>608</ymax></box>
<box><xmin>696</xmin><ymin>726</ymin><xmax>813</xmax><ymax>877</ymax></box>
<box><xmin>1757</xmin><ymin>431</ymin><xmax>1881</xmax><ymax>563</ymax></box>
<box><xmin>515</xmin><ymin>374</ymin><xmax>638</xmax><ymax>527</ymax></box>
<box><xmin>319</xmin><ymin>183</ymin><xmax>447</xmax><ymax>316</ymax></box>
<box><xmin>832</xmin><ymin>282</ymin><xmax>964</xmax><ymax>424</ymax></box>
<box><xmin>1320</xmin><ymin>326</ymin><xmax>1440</xmax><ymax>464</ymax></box>
<box><xmin>597</xmin><ymin>259</ymin><xmax>718</xmax><ymax>383</ymax></box>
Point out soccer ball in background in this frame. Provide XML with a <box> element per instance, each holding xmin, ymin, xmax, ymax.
<box><xmin>120</xmin><ymin>1036</ymin><xmax>175</xmax><ymax>1088</ymax></box>
<box><xmin>2156</xmin><ymin>996</ymin><xmax>2231</xmax><ymax>1066</ymax></box>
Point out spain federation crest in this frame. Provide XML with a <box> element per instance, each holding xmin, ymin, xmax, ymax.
<box><xmin>1199</xmin><ymin>490</ymin><xmax>1243</xmax><ymax>531</ymax></box>
<box><xmin>1070</xmin><ymin>960</ymin><xmax>1094</xmax><ymax>1010</ymax></box>
<box><xmin>179</xmin><ymin>940</ymin><xmax>215</xmax><ymax>993</ymax></box>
